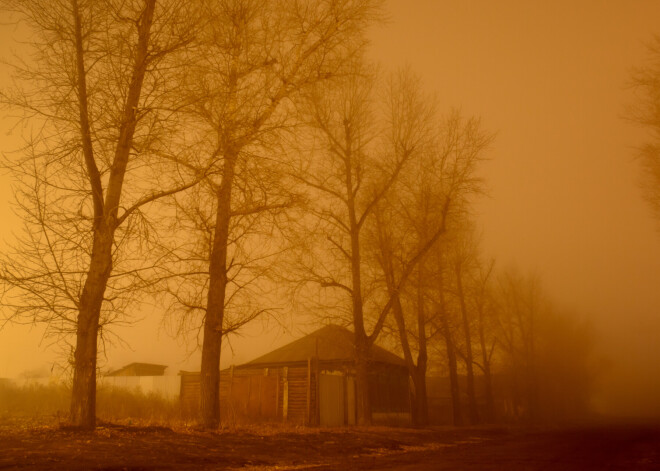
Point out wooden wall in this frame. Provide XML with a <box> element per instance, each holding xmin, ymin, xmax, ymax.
<box><xmin>179</xmin><ymin>360</ymin><xmax>409</xmax><ymax>425</ymax></box>
<box><xmin>179</xmin><ymin>364</ymin><xmax>317</xmax><ymax>424</ymax></box>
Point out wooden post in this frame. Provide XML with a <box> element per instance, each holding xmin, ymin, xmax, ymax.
<box><xmin>247</xmin><ymin>372</ymin><xmax>252</xmax><ymax>414</ymax></box>
<box><xmin>228</xmin><ymin>365</ymin><xmax>234</xmax><ymax>399</ymax></box>
<box><xmin>343</xmin><ymin>372</ymin><xmax>348</xmax><ymax>426</ymax></box>
<box><xmin>314</xmin><ymin>356</ymin><xmax>320</xmax><ymax>425</ymax></box>
<box><xmin>283</xmin><ymin>366</ymin><xmax>289</xmax><ymax>422</ymax></box>
<box><xmin>275</xmin><ymin>370</ymin><xmax>280</xmax><ymax>419</ymax></box>
<box><xmin>306</xmin><ymin>358</ymin><xmax>312</xmax><ymax>425</ymax></box>
<box><xmin>261</xmin><ymin>368</ymin><xmax>268</xmax><ymax>417</ymax></box>
<box><xmin>226</xmin><ymin>365</ymin><xmax>234</xmax><ymax>421</ymax></box>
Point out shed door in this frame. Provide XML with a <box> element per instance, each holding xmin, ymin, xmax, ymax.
<box><xmin>230</xmin><ymin>375</ymin><xmax>278</xmax><ymax>420</ymax></box>
<box><xmin>319</xmin><ymin>374</ymin><xmax>344</xmax><ymax>426</ymax></box>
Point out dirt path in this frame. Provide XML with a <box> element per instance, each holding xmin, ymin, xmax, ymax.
<box><xmin>0</xmin><ymin>422</ymin><xmax>658</xmax><ymax>470</ymax></box>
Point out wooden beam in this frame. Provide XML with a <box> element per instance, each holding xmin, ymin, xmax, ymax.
<box><xmin>306</xmin><ymin>358</ymin><xmax>311</xmax><ymax>425</ymax></box>
<box><xmin>283</xmin><ymin>366</ymin><xmax>289</xmax><ymax>422</ymax></box>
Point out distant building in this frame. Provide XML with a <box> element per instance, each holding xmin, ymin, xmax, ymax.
<box><xmin>102</xmin><ymin>362</ymin><xmax>178</xmax><ymax>399</ymax></box>
<box><xmin>107</xmin><ymin>362</ymin><xmax>168</xmax><ymax>377</ymax></box>
<box><xmin>180</xmin><ymin>324</ymin><xmax>411</xmax><ymax>426</ymax></box>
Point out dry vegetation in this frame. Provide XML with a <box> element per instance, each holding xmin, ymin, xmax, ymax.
<box><xmin>1</xmin><ymin>381</ymin><xmax>659</xmax><ymax>470</ymax></box>
<box><xmin>0</xmin><ymin>381</ymin><xmax>181</xmax><ymax>428</ymax></box>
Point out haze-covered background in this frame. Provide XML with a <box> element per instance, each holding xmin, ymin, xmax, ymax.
<box><xmin>1</xmin><ymin>0</ymin><xmax>659</xmax><ymax>418</ymax></box>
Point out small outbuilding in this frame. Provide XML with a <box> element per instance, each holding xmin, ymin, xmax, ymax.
<box><xmin>180</xmin><ymin>325</ymin><xmax>411</xmax><ymax>426</ymax></box>
<box><xmin>107</xmin><ymin>362</ymin><xmax>168</xmax><ymax>377</ymax></box>
<box><xmin>103</xmin><ymin>362</ymin><xmax>179</xmax><ymax>399</ymax></box>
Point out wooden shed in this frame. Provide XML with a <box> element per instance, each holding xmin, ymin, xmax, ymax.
<box><xmin>180</xmin><ymin>325</ymin><xmax>411</xmax><ymax>426</ymax></box>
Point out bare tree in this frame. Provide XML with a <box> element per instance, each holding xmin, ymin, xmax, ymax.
<box><xmin>293</xmin><ymin>61</ymin><xmax>415</xmax><ymax>424</ymax></box>
<box><xmin>372</xmin><ymin>70</ymin><xmax>438</xmax><ymax>426</ymax></box>
<box><xmin>472</xmin><ymin>256</ymin><xmax>497</xmax><ymax>423</ymax></box>
<box><xmin>495</xmin><ymin>268</ymin><xmax>543</xmax><ymax>423</ymax></box>
<box><xmin>375</xmin><ymin>102</ymin><xmax>492</xmax><ymax>425</ymax></box>
<box><xmin>158</xmin><ymin>0</ymin><xmax>383</xmax><ymax>429</ymax></box>
<box><xmin>428</xmin><ymin>244</ymin><xmax>463</xmax><ymax>426</ymax></box>
<box><xmin>295</xmin><ymin>63</ymin><xmax>487</xmax><ymax>424</ymax></box>
<box><xmin>495</xmin><ymin>267</ymin><xmax>594</xmax><ymax>423</ymax></box>
<box><xmin>628</xmin><ymin>35</ymin><xmax>660</xmax><ymax>226</ymax></box>
<box><xmin>156</xmin><ymin>143</ymin><xmax>296</xmax><ymax>385</ymax></box>
<box><xmin>0</xmin><ymin>0</ymin><xmax>200</xmax><ymax>429</ymax></box>
<box><xmin>448</xmin><ymin>226</ymin><xmax>481</xmax><ymax>425</ymax></box>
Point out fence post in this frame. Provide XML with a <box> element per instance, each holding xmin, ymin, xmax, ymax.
<box><xmin>307</xmin><ymin>358</ymin><xmax>312</xmax><ymax>425</ymax></box>
<box><xmin>283</xmin><ymin>366</ymin><xmax>289</xmax><ymax>422</ymax></box>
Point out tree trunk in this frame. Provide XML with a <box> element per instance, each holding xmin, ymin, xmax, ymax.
<box><xmin>390</xmin><ymin>291</ymin><xmax>426</xmax><ymax>426</ymax></box>
<box><xmin>70</xmin><ymin>214</ymin><xmax>117</xmax><ymax>427</ymax></box>
<box><xmin>200</xmin><ymin>151</ymin><xmax>237</xmax><ymax>429</ymax></box>
<box><xmin>455</xmin><ymin>265</ymin><xmax>479</xmax><ymax>425</ymax></box>
<box><xmin>483</xmin><ymin>361</ymin><xmax>495</xmax><ymax>422</ymax></box>
<box><xmin>415</xmin><ymin>264</ymin><xmax>429</xmax><ymax>426</ymax></box>
<box><xmin>70</xmin><ymin>326</ymin><xmax>98</xmax><ymax>428</ymax></box>
<box><xmin>438</xmin><ymin>268</ymin><xmax>462</xmax><ymax>426</ymax></box>
<box><xmin>354</xmin><ymin>329</ymin><xmax>372</xmax><ymax>425</ymax></box>
<box><xmin>411</xmin><ymin>364</ymin><xmax>428</xmax><ymax>426</ymax></box>
<box><xmin>70</xmin><ymin>228</ymin><xmax>114</xmax><ymax>428</ymax></box>
<box><xmin>478</xmin><ymin>332</ymin><xmax>495</xmax><ymax>422</ymax></box>
<box><xmin>70</xmin><ymin>223</ymin><xmax>114</xmax><ymax>429</ymax></box>
<box><xmin>443</xmin><ymin>321</ymin><xmax>462</xmax><ymax>427</ymax></box>
<box><xmin>344</xmin><ymin>127</ymin><xmax>373</xmax><ymax>426</ymax></box>
<box><xmin>526</xmin><ymin>361</ymin><xmax>539</xmax><ymax>424</ymax></box>
<box><xmin>69</xmin><ymin>0</ymin><xmax>155</xmax><ymax>429</ymax></box>
<box><xmin>527</xmin><ymin>320</ymin><xmax>539</xmax><ymax>423</ymax></box>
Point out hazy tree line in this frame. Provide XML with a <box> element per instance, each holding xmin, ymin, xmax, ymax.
<box><xmin>629</xmin><ymin>35</ymin><xmax>660</xmax><ymax>228</ymax></box>
<box><xmin>0</xmin><ymin>0</ymin><xmax>593</xmax><ymax>430</ymax></box>
<box><xmin>384</xmin><ymin>229</ymin><xmax>594</xmax><ymax>426</ymax></box>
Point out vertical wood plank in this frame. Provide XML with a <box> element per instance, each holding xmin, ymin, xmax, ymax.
<box><xmin>306</xmin><ymin>358</ymin><xmax>311</xmax><ymax>425</ymax></box>
<box><xmin>283</xmin><ymin>366</ymin><xmax>289</xmax><ymax>421</ymax></box>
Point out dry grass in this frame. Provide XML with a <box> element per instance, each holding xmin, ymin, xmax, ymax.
<box><xmin>0</xmin><ymin>381</ymin><xmax>69</xmax><ymax>418</ymax></box>
<box><xmin>0</xmin><ymin>380</ymin><xmax>182</xmax><ymax>427</ymax></box>
<box><xmin>1</xmin><ymin>381</ymin><xmax>420</xmax><ymax>433</ymax></box>
<box><xmin>97</xmin><ymin>386</ymin><xmax>181</xmax><ymax>424</ymax></box>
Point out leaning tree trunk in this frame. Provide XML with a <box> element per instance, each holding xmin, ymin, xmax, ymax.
<box><xmin>482</xmin><ymin>360</ymin><xmax>495</xmax><ymax>422</ymax></box>
<box><xmin>479</xmin><ymin>342</ymin><xmax>495</xmax><ymax>422</ymax></box>
<box><xmin>444</xmin><ymin>323</ymin><xmax>463</xmax><ymax>427</ymax></box>
<box><xmin>200</xmin><ymin>152</ymin><xmax>237</xmax><ymax>429</ymax></box>
<box><xmin>455</xmin><ymin>265</ymin><xmax>479</xmax><ymax>425</ymax></box>
<box><xmin>391</xmin><ymin>292</ymin><xmax>426</xmax><ymax>426</ymax></box>
<box><xmin>354</xmin><ymin>329</ymin><xmax>372</xmax><ymax>425</ymax></box>
<box><xmin>415</xmin><ymin>264</ymin><xmax>429</xmax><ymax>426</ymax></box>
<box><xmin>477</xmin><ymin>322</ymin><xmax>495</xmax><ymax>422</ymax></box>
<box><xmin>70</xmin><ymin>227</ymin><xmax>114</xmax><ymax>428</ymax></box>
<box><xmin>438</xmin><ymin>267</ymin><xmax>462</xmax><ymax>426</ymax></box>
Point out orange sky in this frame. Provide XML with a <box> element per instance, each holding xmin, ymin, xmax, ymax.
<box><xmin>1</xmin><ymin>1</ymin><xmax>660</xmax><ymax>417</ymax></box>
<box><xmin>367</xmin><ymin>0</ymin><xmax>660</xmax><ymax>417</ymax></box>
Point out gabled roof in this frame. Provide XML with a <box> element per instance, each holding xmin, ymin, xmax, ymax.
<box><xmin>240</xmin><ymin>324</ymin><xmax>405</xmax><ymax>367</ymax></box>
<box><xmin>107</xmin><ymin>362</ymin><xmax>168</xmax><ymax>377</ymax></box>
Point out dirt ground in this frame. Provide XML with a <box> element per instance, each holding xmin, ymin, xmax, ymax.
<box><xmin>1</xmin><ymin>420</ymin><xmax>659</xmax><ymax>470</ymax></box>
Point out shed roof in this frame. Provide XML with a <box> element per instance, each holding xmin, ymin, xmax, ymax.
<box><xmin>107</xmin><ymin>362</ymin><xmax>168</xmax><ymax>377</ymax></box>
<box><xmin>240</xmin><ymin>324</ymin><xmax>405</xmax><ymax>367</ymax></box>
